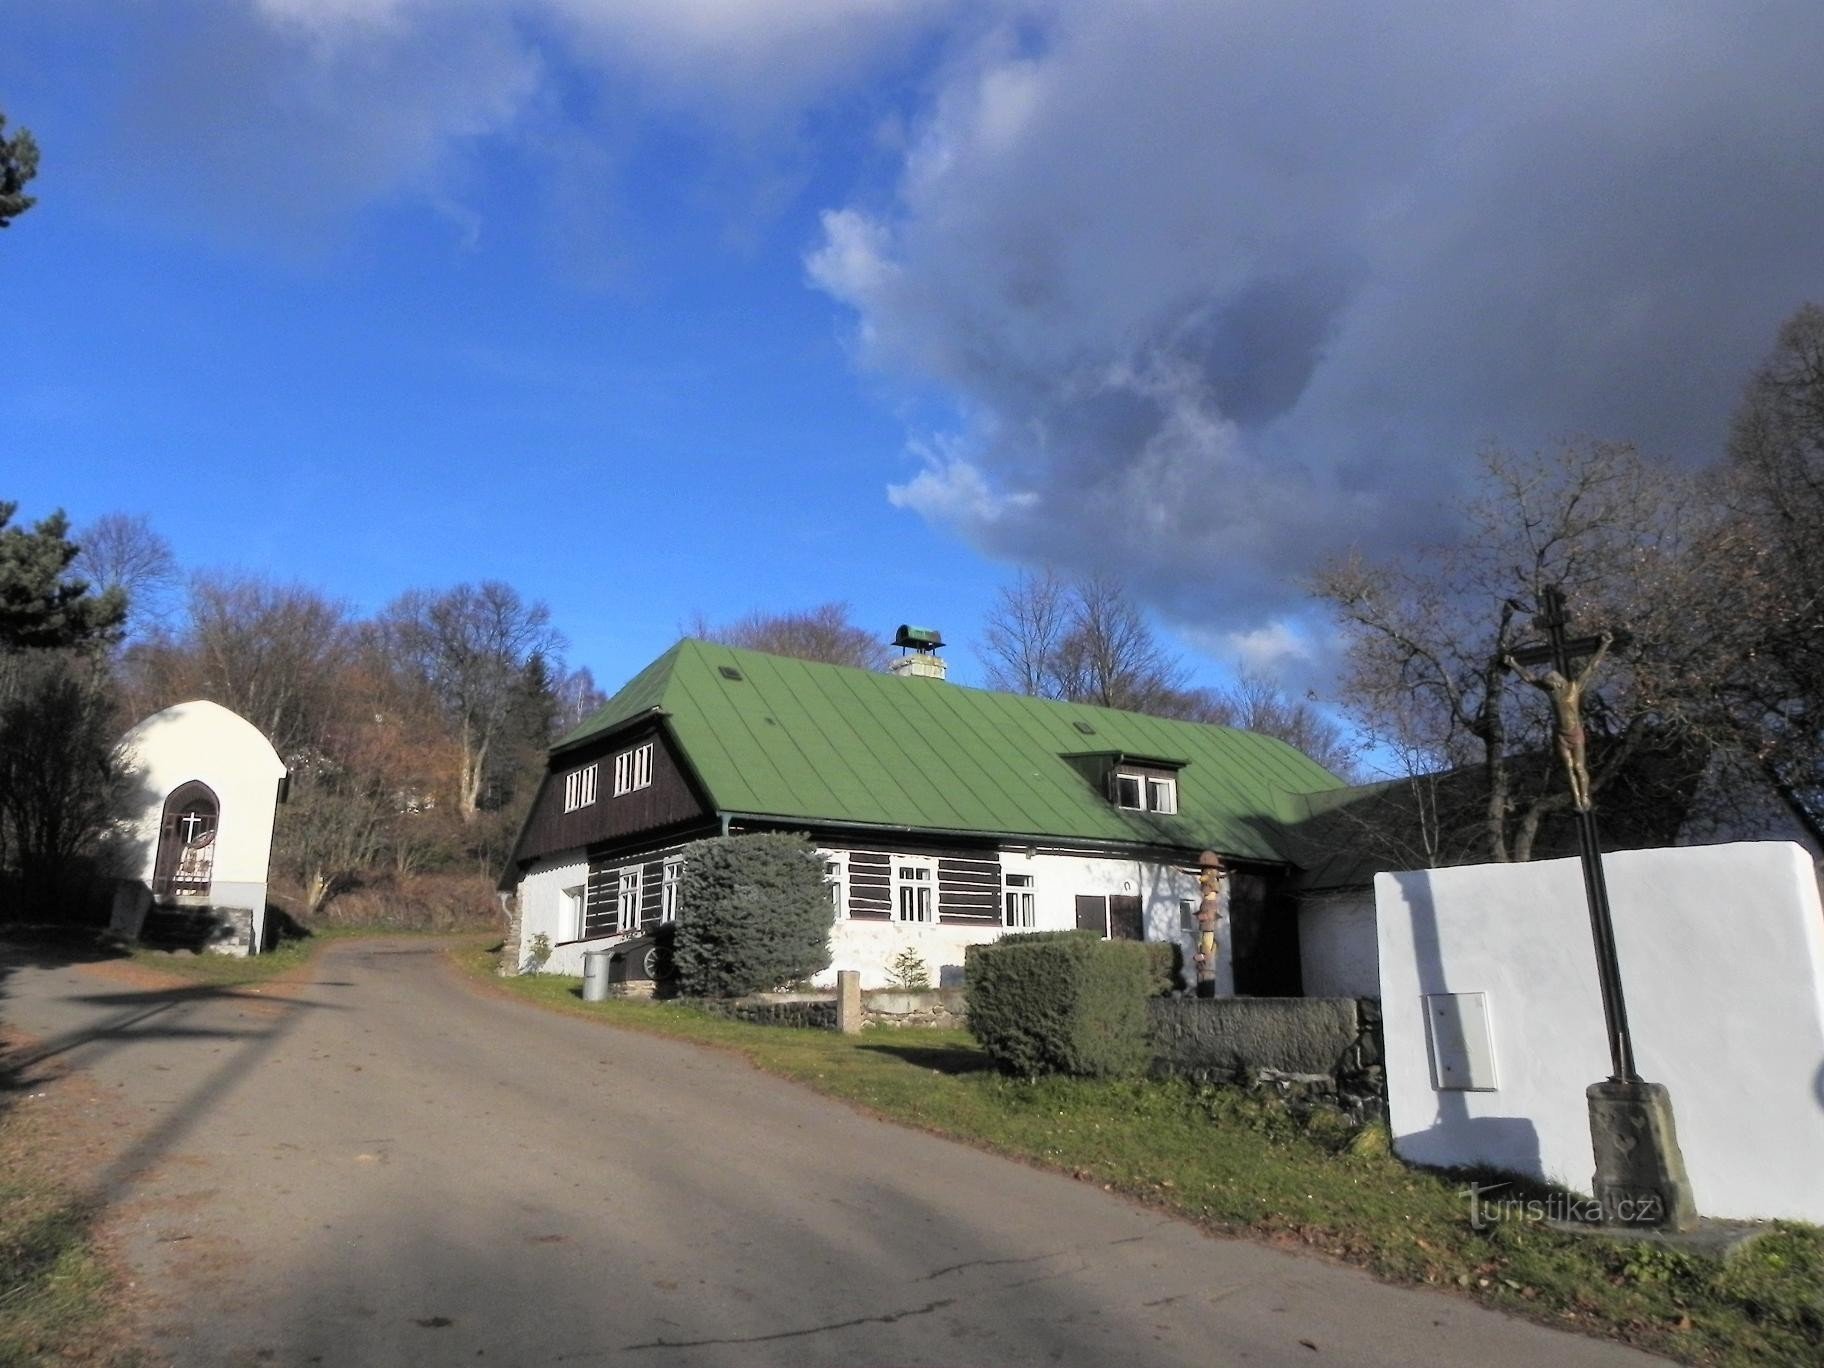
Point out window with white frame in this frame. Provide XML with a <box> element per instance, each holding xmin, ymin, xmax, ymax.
<box><xmin>616</xmin><ymin>865</ymin><xmax>643</xmax><ymax>933</ymax></box>
<box><xmin>661</xmin><ymin>857</ymin><xmax>684</xmax><ymax>922</ymax></box>
<box><xmin>893</xmin><ymin>858</ymin><xmax>935</xmax><ymax>923</ymax></box>
<box><xmin>1004</xmin><ymin>872</ymin><xmax>1036</xmax><ymax>928</ymax></box>
<box><xmin>613</xmin><ymin>742</ymin><xmax>654</xmax><ymax>796</ymax></box>
<box><xmin>563</xmin><ymin>763</ymin><xmax>598</xmax><ymax>812</ymax></box>
<box><xmin>821</xmin><ymin>851</ymin><xmax>847</xmax><ymax>916</ymax></box>
<box><xmin>561</xmin><ymin>884</ymin><xmax>585</xmax><ymax>940</ymax></box>
<box><xmin>1113</xmin><ymin>770</ymin><xmax>1177</xmax><ymax>814</ymax></box>
<box><xmin>1179</xmin><ymin>898</ymin><xmax>1199</xmax><ymax>934</ymax></box>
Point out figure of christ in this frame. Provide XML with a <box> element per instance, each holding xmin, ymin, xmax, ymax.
<box><xmin>1503</xmin><ymin>630</ymin><xmax>1614</xmax><ymax>812</ymax></box>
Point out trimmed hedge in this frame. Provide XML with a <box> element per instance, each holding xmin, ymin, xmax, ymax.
<box><xmin>672</xmin><ymin>832</ymin><xmax>834</xmax><ymax>997</ymax></box>
<box><xmin>964</xmin><ymin>934</ymin><xmax>1153</xmax><ymax>1078</ymax></box>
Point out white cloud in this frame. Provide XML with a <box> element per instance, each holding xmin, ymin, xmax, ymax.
<box><xmin>809</xmin><ymin>1</ymin><xmax>1824</xmax><ymax>666</ymax></box>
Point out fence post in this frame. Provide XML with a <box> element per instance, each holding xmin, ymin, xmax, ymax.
<box><xmin>837</xmin><ymin>970</ymin><xmax>863</xmax><ymax>1034</ymax></box>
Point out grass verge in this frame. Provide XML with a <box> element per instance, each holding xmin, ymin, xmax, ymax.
<box><xmin>0</xmin><ymin>1046</ymin><xmax>133</xmax><ymax>1367</ymax></box>
<box><xmin>454</xmin><ymin>945</ymin><xmax>1824</xmax><ymax>1367</ymax></box>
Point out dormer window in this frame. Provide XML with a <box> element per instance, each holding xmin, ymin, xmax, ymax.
<box><xmin>614</xmin><ymin>742</ymin><xmax>654</xmax><ymax>796</ymax></box>
<box><xmin>563</xmin><ymin>763</ymin><xmax>598</xmax><ymax>812</ymax></box>
<box><xmin>1114</xmin><ymin>770</ymin><xmax>1177</xmax><ymax>814</ymax></box>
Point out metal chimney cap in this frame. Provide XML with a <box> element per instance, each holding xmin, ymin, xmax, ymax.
<box><xmin>893</xmin><ymin>624</ymin><xmax>944</xmax><ymax>651</ymax></box>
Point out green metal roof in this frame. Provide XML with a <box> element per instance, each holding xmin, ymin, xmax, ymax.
<box><xmin>558</xmin><ymin>639</ymin><xmax>1349</xmax><ymax>864</ymax></box>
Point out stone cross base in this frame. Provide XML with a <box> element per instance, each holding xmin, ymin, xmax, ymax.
<box><xmin>1587</xmin><ymin>1079</ymin><xmax>1698</xmax><ymax>1231</ymax></box>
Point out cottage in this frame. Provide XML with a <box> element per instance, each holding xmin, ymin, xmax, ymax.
<box><xmin>111</xmin><ymin>699</ymin><xmax>288</xmax><ymax>955</ymax></box>
<box><xmin>499</xmin><ymin>635</ymin><xmax>1351</xmax><ymax>991</ymax></box>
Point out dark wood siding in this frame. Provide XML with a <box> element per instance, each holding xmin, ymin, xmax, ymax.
<box><xmin>832</xmin><ymin>841</ymin><xmax>1003</xmax><ymax>927</ymax></box>
<box><xmin>513</xmin><ymin>725</ymin><xmax>708</xmax><ymax>869</ymax></box>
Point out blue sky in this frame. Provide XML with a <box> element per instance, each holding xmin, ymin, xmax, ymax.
<box><xmin>5</xmin><ymin>2</ymin><xmax>1823</xmax><ymax>701</ymax></box>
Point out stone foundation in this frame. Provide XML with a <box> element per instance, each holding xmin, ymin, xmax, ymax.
<box><xmin>1146</xmin><ymin>996</ymin><xmax>1385</xmax><ymax>1119</ymax></box>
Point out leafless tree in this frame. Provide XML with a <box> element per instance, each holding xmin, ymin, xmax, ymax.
<box><xmin>1164</xmin><ymin>674</ymin><xmax>1361</xmax><ymax>779</ymax></box>
<box><xmin>124</xmin><ymin>574</ymin><xmax>354</xmax><ymax>759</ymax></box>
<box><xmin>980</xmin><ymin>568</ymin><xmax>1186</xmax><ymax>710</ymax></box>
<box><xmin>379</xmin><ymin>582</ymin><xmax>564</xmax><ymax>822</ymax></box>
<box><xmin>690</xmin><ymin>601</ymin><xmax>892</xmax><ymax>670</ymax></box>
<box><xmin>73</xmin><ymin>513</ymin><xmax>178</xmax><ymax>636</ymax></box>
<box><xmin>1313</xmin><ymin>440</ymin><xmax>1722</xmax><ymax>861</ymax></box>
<box><xmin>981</xmin><ymin>567</ymin><xmax>1074</xmax><ymax>697</ymax></box>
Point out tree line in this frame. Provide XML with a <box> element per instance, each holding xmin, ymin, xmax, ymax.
<box><xmin>0</xmin><ymin>515</ymin><xmax>605</xmax><ymax>920</ymax></box>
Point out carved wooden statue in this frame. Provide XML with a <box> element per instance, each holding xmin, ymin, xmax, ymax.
<box><xmin>1504</xmin><ymin>630</ymin><xmax>1613</xmax><ymax>812</ymax></box>
<box><xmin>1194</xmin><ymin>850</ymin><xmax>1224</xmax><ymax>996</ymax></box>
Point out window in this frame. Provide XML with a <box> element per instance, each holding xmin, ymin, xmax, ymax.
<box><xmin>1179</xmin><ymin>898</ymin><xmax>1198</xmax><ymax>934</ymax></box>
<box><xmin>894</xmin><ymin>859</ymin><xmax>934</xmax><ymax>923</ymax></box>
<box><xmin>1113</xmin><ymin>770</ymin><xmax>1177</xmax><ymax>814</ymax></box>
<box><xmin>1004</xmin><ymin>873</ymin><xmax>1035</xmax><ymax>928</ymax></box>
<box><xmin>661</xmin><ymin>857</ymin><xmax>684</xmax><ymax>923</ymax></box>
<box><xmin>562</xmin><ymin>884</ymin><xmax>586</xmax><ymax>941</ymax></box>
<box><xmin>822</xmin><ymin>852</ymin><xmax>847</xmax><ymax>916</ymax></box>
<box><xmin>617</xmin><ymin>866</ymin><xmax>642</xmax><ymax>933</ymax></box>
<box><xmin>563</xmin><ymin>763</ymin><xmax>598</xmax><ymax>812</ymax></box>
<box><xmin>613</xmin><ymin>742</ymin><xmax>654</xmax><ymax>796</ymax></box>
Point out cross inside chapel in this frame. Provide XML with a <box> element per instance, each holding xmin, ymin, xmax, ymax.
<box><xmin>180</xmin><ymin>810</ymin><xmax>210</xmax><ymax>843</ymax></box>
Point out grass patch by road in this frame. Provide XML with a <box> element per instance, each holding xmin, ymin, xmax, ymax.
<box><xmin>456</xmin><ymin>944</ymin><xmax>1824</xmax><ymax>1367</ymax></box>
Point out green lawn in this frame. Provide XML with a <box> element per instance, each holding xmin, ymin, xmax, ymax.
<box><xmin>457</xmin><ymin>946</ymin><xmax>1824</xmax><ymax>1367</ymax></box>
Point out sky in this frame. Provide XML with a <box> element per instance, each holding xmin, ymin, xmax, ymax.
<box><xmin>5</xmin><ymin>1</ymin><xmax>1823</xmax><ymax>702</ymax></box>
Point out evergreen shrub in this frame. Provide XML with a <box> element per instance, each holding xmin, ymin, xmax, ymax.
<box><xmin>964</xmin><ymin>933</ymin><xmax>1152</xmax><ymax>1077</ymax></box>
<box><xmin>671</xmin><ymin>832</ymin><xmax>833</xmax><ymax>997</ymax></box>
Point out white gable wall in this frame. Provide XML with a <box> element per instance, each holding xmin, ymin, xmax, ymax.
<box><xmin>1375</xmin><ymin>842</ymin><xmax>1824</xmax><ymax>1223</ymax></box>
<box><xmin>114</xmin><ymin>700</ymin><xmax>287</xmax><ymax>948</ymax></box>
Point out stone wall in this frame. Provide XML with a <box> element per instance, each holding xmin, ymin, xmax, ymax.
<box><xmin>1146</xmin><ymin>996</ymin><xmax>1384</xmax><ymax>1118</ymax></box>
<box><xmin>698</xmin><ymin>987</ymin><xmax>966</xmax><ymax>1030</ymax></box>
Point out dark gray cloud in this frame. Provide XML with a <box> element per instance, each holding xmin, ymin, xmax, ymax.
<box><xmin>808</xmin><ymin>2</ymin><xmax>1824</xmax><ymax>670</ymax></box>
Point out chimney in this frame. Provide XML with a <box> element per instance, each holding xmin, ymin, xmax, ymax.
<box><xmin>889</xmin><ymin>624</ymin><xmax>947</xmax><ymax>681</ymax></box>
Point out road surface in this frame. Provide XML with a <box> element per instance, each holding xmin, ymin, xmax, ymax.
<box><xmin>0</xmin><ymin>939</ymin><xmax>1660</xmax><ymax>1366</ymax></box>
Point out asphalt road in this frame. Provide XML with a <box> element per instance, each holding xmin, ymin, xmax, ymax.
<box><xmin>1</xmin><ymin>940</ymin><xmax>1662</xmax><ymax>1367</ymax></box>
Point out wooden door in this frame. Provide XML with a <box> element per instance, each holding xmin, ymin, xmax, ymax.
<box><xmin>1074</xmin><ymin>894</ymin><xmax>1107</xmax><ymax>937</ymax></box>
<box><xmin>1108</xmin><ymin>894</ymin><xmax>1143</xmax><ymax>941</ymax></box>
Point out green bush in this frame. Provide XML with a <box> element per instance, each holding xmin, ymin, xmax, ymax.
<box><xmin>1145</xmin><ymin>940</ymin><xmax>1184</xmax><ymax>995</ymax></box>
<box><xmin>671</xmin><ymin>832</ymin><xmax>833</xmax><ymax>997</ymax></box>
<box><xmin>964</xmin><ymin>934</ymin><xmax>1153</xmax><ymax>1078</ymax></box>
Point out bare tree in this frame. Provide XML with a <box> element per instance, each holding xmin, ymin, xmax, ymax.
<box><xmin>379</xmin><ymin>582</ymin><xmax>564</xmax><ymax>822</ymax></box>
<box><xmin>74</xmin><ymin>512</ymin><xmax>179</xmax><ymax>635</ymax></box>
<box><xmin>1164</xmin><ymin>674</ymin><xmax>1361</xmax><ymax>779</ymax></box>
<box><xmin>980</xmin><ymin>568</ymin><xmax>1186</xmax><ymax>710</ymax></box>
<box><xmin>981</xmin><ymin>568</ymin><xmax>1074</xmax><ymax>697</ymax></box>
<box><xmin>692</xmin><ymin>601</ymin><xmax>892</xmax><ymax>670</ymax></box>
<box><xmin>1312</xmin><ymin>440</ymin><xmax>1716</xmax><ymax>861</ymax></box>
<box><xmin>124</xmin><ymin>574</ymin><xmax>353</xmax><ymax>758</ymax></box>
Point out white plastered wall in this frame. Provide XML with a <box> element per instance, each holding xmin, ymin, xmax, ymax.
<box><xmin>1376</xmin><ymin>842</ymin><xmax>1824</xmax><ymax>1223</ymax></box>
<box><xmin>818</xmin><ymin>849</ymin><xmax>1217</xmax><ymax>990</ymax></box>
<box><xmin>1299</xmin><ymin>890</ymin><xmax>1380</xmax><ymax>998</ymax></box>
<box><xmin>515</xmin><ymin>853</ymin><xmax>590</xmax><ymax>975</ymax></box>
<box><xmin>114</xmin><ymin>700</ymin><xmax>287</xmax><ymax>949</ymax></box>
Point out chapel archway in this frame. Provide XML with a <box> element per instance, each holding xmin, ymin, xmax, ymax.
<box><xmin>152</xmin><ymin>780</ymin><xmax>219</xmax><ymax>898</ymax></box>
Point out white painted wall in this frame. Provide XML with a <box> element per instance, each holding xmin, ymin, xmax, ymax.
<box><xmin>818</xmin><ymin>850</ymin><xmax>1217</xmax><ymax>990</ymax></box>
<box><xmin>1299</xmin><ymin>891</ymin><xmax>1379</xmax><ymax>998</ymax></box>
<box><xmin>1376</xmin><ymin>842</ymin><xmax>1824</xmax><ymax>1223</ymax></box>
<box><xmin>515</xmin><ymin>853</ymin><xmax>590</xmax><ymax>975</ymax></box>
<box><xmin>114</xmin><ymin>700</ymin><xmax>287</xmax><ymax>948</ymax></box>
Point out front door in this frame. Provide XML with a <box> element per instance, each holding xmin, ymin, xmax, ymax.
<box><xmin>1108</xmin><ymin>894</ymin><xmax>1143</xmax><ymax>941</ymax></box>
<box><xmin>1074</xmin><ymin>894</ymin><xmax>1107</xmax><ymax>936</ymax></box>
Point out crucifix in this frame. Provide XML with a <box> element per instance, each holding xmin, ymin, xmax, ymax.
<box><xmin>1504</xmin><ymin>583</ymin><xmax>1696</xmax><ymax>1231</ymax></box>
<box><xmin>180</xmin><ymin>810</ymin><xmax>209</xmax><ymax>843</ymax></box>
